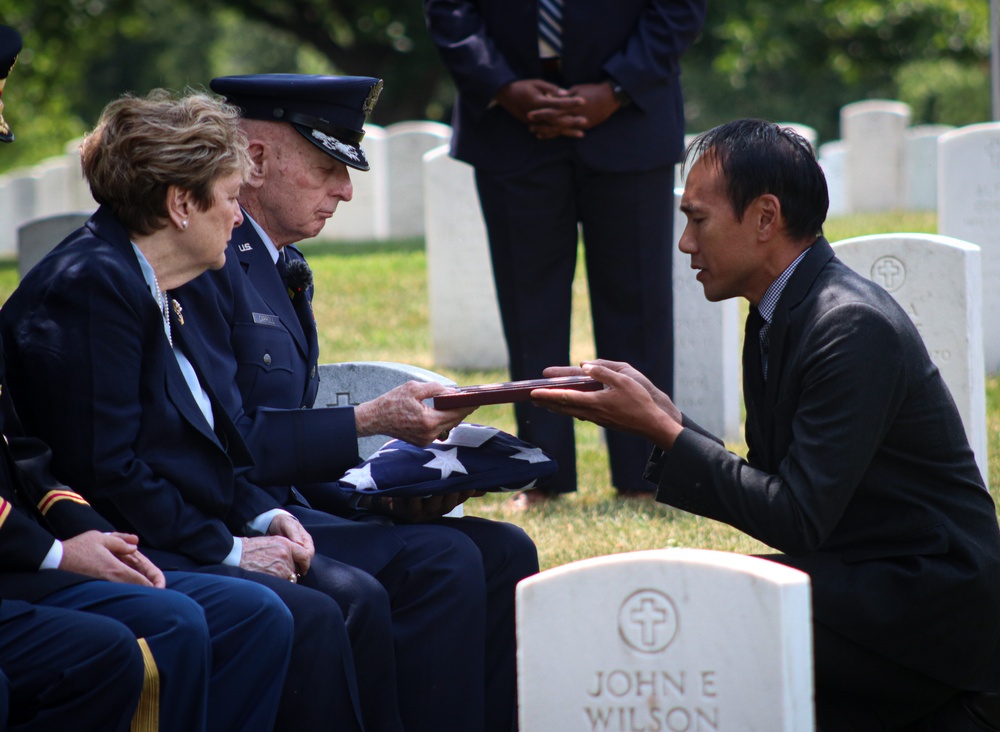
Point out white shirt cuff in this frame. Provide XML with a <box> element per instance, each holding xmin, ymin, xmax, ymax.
<box><xmin>222</xmin><ymin>536</ymin><xmax>243</xmax><ymax>567</ymax></box>
<box><xmin>40</xmin><ymin>539</ymin><xmax>63</xmax><ymax>570</ymax></box>
<box><xmin>247</xmin><ymin>508</ymin><xmax>294</xmax><ymax>536</ymax></box>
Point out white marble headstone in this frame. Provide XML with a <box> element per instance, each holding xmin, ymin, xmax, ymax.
<box><xmin>314</xmin><ymin>361</ymin><xmax>456</xmax><ymax>458</ymax></box>
<box><xmin>778</xmin><ymin>122</ymin><xmax>818</xmax><ymax>152</ymax></box>
<box><xmin>17</xmin><ymin>212</ymin><xmax>92</xmax><ymax>279</ymax></box>
<box><xmin>832</xmin><ymin>234</ymin><xmax>987</xmax><ymax>484</ymax></box>
<box><xmin>32</xmin><ymin>156</ymin><xmax>75</xmax><ymax>219</ymax></box>
<box><xmin>423</xmin><ymin>146</ymin><xmax>507</xmax><ymax>370</ymax></box>
<box><xmin>320</xmin><ymin>125</ymin><xmax>389</xmax><ymax>243</ymax></box>
<box><xmin>903</xmin><ymin>125</ymin><xmax>953</xmax><ymax>211</ymax></box>
<box><xmin>841</xmin><ymin>100</ymin><xmax>911</xmax><ymax>213</ymax></box>
<box><xmin>672</xmin><ymin>189</ymin><xmax>741</xmax><ymax>442</ymax></box>
<box><xmin>818</xmin><ymin>140</ymin><xmax>847</xmax><ymax>217</ymax></box>
<box><xmin>937</xmin><ymin>122</ymin><xmax>1000</xmax><ymax>373</ymax></box>
<box><xmin>62</xmin><ymin>138</ymin><xmax>98</xmax><ymax>212</ymax></box>
<box><xmin>0</xmin><ymin>173</ymin><xmax>37</xmax><ymax>256</ymax></box>
<box><xmin>517</xmin><ymin>548</ymin><xmax>814</xmax><ymax>732</ymax></box>
<box><xmin>385</xmin><ymin>121</ymin><xmax>452</xmax><ymax>240</ymax></box>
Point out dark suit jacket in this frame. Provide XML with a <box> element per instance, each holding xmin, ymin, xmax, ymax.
<box><xmin>0</xmin><ymin>207</ymin><xmax>282</xmax><ymax>569</ymax></box>
<box><xmin>648</xmin><ymin>238</ymin><xmax>1000</xmax><ymax>690</ymax></box>
<box><xmin>424</xmin><ymin>0</ymin><xmax>706</xmax><ymax>173</ymax></box>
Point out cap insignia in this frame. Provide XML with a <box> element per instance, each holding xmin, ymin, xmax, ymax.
<box><xmin>363</xmin><ymin>80</ymin><xmax>383</xmax><ymax>118</ymax></box>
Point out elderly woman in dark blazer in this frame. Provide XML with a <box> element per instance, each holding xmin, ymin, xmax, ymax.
<box><xmin>0</xmin><ymin>90</ymin><xmax>370</xmax><ymax>732</ymax></box>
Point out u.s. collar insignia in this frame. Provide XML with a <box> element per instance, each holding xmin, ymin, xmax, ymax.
<box><xmin>363</xmin><ymin>80</ymin><xmax>383</xmax><ymax>118</ymax></box>
<box><xmin>171</xmin><ymin>299</ymin><xmax>184</xmax><ymax>325</ymax></box>
<box><xmin>238</xmin><ymin>242</ymin><xmax>253</xmax><ymax>253</ymax></box>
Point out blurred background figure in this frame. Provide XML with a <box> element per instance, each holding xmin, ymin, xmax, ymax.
<box><xmin>424</xmin><ymin>0</ymin><xmax>707</xmax><ymax>506</ymax></box>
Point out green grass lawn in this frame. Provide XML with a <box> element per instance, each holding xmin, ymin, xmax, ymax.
<box><xmin>3</xmin><ymin>208</ymin><xmax>988</xmax><ymax>572</ymax></box>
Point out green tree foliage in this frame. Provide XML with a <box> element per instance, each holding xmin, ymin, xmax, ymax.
<box><xmin>198</xmin><ymin>0</ymin><xmax>455</xmax><ymax>122</ymax></box>
<box><xmin>682</xmin><ymin>0</ymin><xmax>991</xmax><ymax>141</ymax></box>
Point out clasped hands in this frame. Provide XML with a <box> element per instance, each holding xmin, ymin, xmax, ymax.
<box><xmin>59</xmin><ymin>530</ymin><xmax>166</xmax><ymax>588</ymax></box>
<box><xmin>241</xmin><ymin>513</ymin><xmax>313</xmax><ymax>582</ymax></box>
<box><xmin>495</xmin><ymin>79</ymin><xmax>621</xmax><ymax>140</ymax></box>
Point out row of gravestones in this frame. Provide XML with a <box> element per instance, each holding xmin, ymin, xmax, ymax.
<box><xmin>1</xmin><ymin>101</ymin><xmax>959</xmax><ymax>255</ymax></box>
<box><xmin>0</xmin><ymin>120</ymin><xmax>456</xmax><ymax>257</ymax></box>
<box><xmin>818</xmin><ymin>99</ymin><xmax>954</xmax><ymax>216</ymax></box>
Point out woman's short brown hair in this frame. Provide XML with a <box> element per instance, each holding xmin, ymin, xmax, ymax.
<box><xmin>80</xmin><ymin>89</ymin><xmax>251</xmax><ymax>236</ymax></box>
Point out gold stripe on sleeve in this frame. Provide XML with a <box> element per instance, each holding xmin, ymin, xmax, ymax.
<box><xmin>37</xmin><ymin>490</ymin><xmax>90</xmax><ymax>515</ymax></box>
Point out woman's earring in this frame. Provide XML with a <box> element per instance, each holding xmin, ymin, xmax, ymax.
<box><xmin>181</xmin><ymin>219</ymin><xmax>188</xmax><ymax>231</ymax></box>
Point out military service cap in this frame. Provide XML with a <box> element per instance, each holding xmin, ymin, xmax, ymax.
<box><xmin>210</xmin><ymin>73</ymin><xmax>383</xmax><ymax>171</ymax></box>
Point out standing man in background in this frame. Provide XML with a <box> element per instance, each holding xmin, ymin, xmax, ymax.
<box><xmin>423</xmin><ymin>0</ymin><xmax>706</xmax><ymax>505</ymax></box>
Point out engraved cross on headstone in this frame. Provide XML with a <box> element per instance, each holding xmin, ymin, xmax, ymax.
<box><xmin>873</xmin><ymin>257</ymin><xmax>905</xmax><ymax>291</ymax></box>
<box><xmin>327</xmin><ymin>392</ymin><xmax>358</xmax><ymax>408</ymax></box>
<box><xmin>630</xmin><ymin>597</ymin><xmax>669</xmax><ymax>648</ymax></box>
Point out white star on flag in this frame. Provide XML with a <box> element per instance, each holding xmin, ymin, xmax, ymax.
<box><xmin>511</xmin><ymin>446</ymin><xmax>549</xmax><ymax>463</ymax></box>
<box><xmin>422</xmin><ymin>447</ymin><xmax>468</xmax><ymax>479</ymax></box>
<box><xmin>339</xmin><ymin>463</ymin><xmax>378</xmax><ymax>491</ymax></box>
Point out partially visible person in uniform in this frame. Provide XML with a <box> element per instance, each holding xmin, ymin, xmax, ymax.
<box><xmin>0</xmin><ymin>88</ymin><xmax>365</xmax><ymax>732</ymax></box>
<box><xmin>424</xmin><ymin>0</ymin><xmax>707</xmax><ymax>506</ymax></box>
<box><xmin>532</xmin><ymin>119</ymin><xmax>1000</xmax><ymax>731</ymax></box>
<box><xmin>176</xmin><ymin>73</ymin><xmax>540</xmax><ymax>732</ymax></box>
<box><xmin>0</xmin><ymin>32</ymin><xmax>292</xmax><ymax>732</ymax></box>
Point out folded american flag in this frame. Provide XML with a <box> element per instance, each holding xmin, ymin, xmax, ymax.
<box><xmin>337</xmin><ymin>423</ymin><xmax>557</xmax><ymax>497</ymax></box>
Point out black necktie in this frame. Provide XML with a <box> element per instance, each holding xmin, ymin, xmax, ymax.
<box><xmin>759</xmin><ymin>319</ymin><xmax>771</xmax><ymax>381</ymax></box>
<box><xmin>745</xmin><ymin>306</ymin><xmax>767</xmax><ymax>382</ymax></box>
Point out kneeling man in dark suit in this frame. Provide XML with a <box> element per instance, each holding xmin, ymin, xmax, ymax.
<box><xmin>532</xmin><ymin>118</ymin><xmax>1000</xmax><ymax>731</ymax></box>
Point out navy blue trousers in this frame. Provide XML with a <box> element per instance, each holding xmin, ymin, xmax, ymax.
<box><xmin>0</xmin><ymin>598</ymin><xmax>143</xmax><ymax>732</ymax></box>
<box><xmin>193</xmin><ymin>562</ymin><xmax>364</xmax><ymax>732</ymax></box>
<box><xmin>295</xmin><ymin>507</ymin><xmax>538</xmax><ymax>732</ymax></box>
<box><xmin>476</xmin><ymin>153</ymin><xmax>675</xmax><ymax>494</ymax></box>
<box><xmin>40</xmin><ymin>571</ymin><xmax>291</xmax><ymax>732</ymax></box>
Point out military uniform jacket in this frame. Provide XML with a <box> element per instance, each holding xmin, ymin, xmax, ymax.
<box><xmin>647</xmin><ymin>237</ymin><xmax>1000</xmax><ymax>690</ymax></box>
<box><xmin>0</xmin><ymin>365</ymin><xmax>116</xmax><ymax>601</ymax></box>
<box><xmin>176</xmin><ymin>218</ymin><xmax>362</xmax><ymax>490</ymax></box>
<box><xmin>175</xmin><ymin>218</ymin><xmax>408</xmax><ymax>573</ymax></box>
<box><xmin>424</xmin><ymin>0</ymin><xmax>706</xmax><ymax>173</ymax></box>
<box><xmin>0</xmin><ymin>207</ymin><xmax>279</xmax><ymax>569</ymax></box>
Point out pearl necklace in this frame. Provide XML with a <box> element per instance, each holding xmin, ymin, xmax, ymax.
<box><xmin>151</xmin><ymin>270</ymin><xmax>173</xmax><ymax>348</ymax></box>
